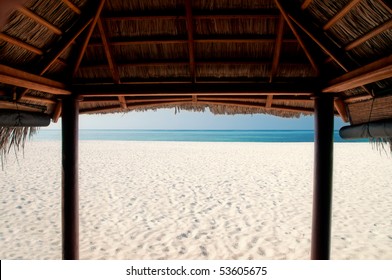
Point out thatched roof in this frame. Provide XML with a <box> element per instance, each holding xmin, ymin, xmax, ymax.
<box><xmin>0</xmin><ymin>0</ymin><xmax>391</xmax><ymax>124</ymax></box>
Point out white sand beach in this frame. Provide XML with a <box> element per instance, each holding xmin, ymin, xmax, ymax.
<box><xmin>0</xmin><ymin>141</ymin><xmax>391</xmax><ymax>260</ymax></box>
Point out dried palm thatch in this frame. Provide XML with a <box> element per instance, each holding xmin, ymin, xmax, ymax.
<box><xmin>0</xmin><ymin>126</ymin><xmax>38</xmax><ymax>169</ymax></box>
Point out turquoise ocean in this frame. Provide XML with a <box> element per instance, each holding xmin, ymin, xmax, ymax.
<box><xmin>33</xmin><ymin>130</ymin><xmax>366</xmax><ymax>143</ymax></box>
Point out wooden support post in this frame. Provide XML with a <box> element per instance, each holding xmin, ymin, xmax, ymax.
<box><xmin>61</xmin><ymin>96</ymin><xmax>79</xmax><ymax>260</ymax></box>
<box><xmin>311</xmin><ymin>95</ymin><xmax>334</xmax><ymax>260</ymax></box>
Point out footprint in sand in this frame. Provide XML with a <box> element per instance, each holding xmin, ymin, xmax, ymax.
<box><xmin>200</xmin><ymin>245</ymin><xmax>208</xmax><ymax>257</ymax></box>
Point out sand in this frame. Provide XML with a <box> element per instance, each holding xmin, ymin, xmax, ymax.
<box><xmin>0</xmin><ymin>141</ymin><xmax>391</xmax><ymax>260</ymax></box>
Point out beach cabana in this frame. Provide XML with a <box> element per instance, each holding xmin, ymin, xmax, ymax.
<box><xmin>0</xmin><ymin>0</ymin><xmax>391</xmax><ymax>260</ymax></box>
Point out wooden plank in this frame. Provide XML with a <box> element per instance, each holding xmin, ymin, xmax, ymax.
<box><xmin>62</xmin><ymin>0</ymin><xmax>81</xmax><ymax>14</ymax></box>
<box><xmin>345</xmin><ymin>19</ymin><xmax>392</xmax><ymax>50</ymax></box>
<box><xmin>274</xmin><ymin>0</ymin><xmax>319</xmax><ymax>74</ymax></box>
<box><xmin>323</xmin><ymin>0</ymin><xmax>362</xmax><ymax>30</ymax></box>
<box><xmin>323</xmin><ymin>54</ymin><xmax>392</xmax><ymax>92</ymax></box>
<box><xmin>0</xmin><ymin>64</ymin><xmax>70</xmax><ymax>95</ymax></box>
<box><xmin>185</xmin><ymin>0</ymin><xmax>196</xmax><ymax>83</ymax></box>
<box><xmin>72</xmin><ymin>0</ymin><xmax>106</xmax><ymax>77</ymax></box>
<box><xmin>0</xmin><ymin>33</ymin><xmax>43</xmax><ymax>55</ymax></box>
<box><xmin>270</xmin><ymin>15</ymin><xmax>285</xmax><ymax>82</ymax></box>
<box><xmin>18</xmin><ymin>6</ymin><xmax>62</xmax><ymax>35</ymax></box>
<box><xmin>301</xmin><ymin>0</ymin><xmax>313</xmax><ymax>10</ymax></box>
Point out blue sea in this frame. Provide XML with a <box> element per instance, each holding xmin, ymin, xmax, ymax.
<box><xmin>33</xmin><ymin>130</ymin><xmax>366</xmax><ymax>143</ymax></box>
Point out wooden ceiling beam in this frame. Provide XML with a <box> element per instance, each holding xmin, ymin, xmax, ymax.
<box><xmin>323</xmin><ymin>54</ymin><xmax>392</xmax><ymax>93</ymax></box>
<box><xmin>87</xmin><ymin>36</ymin><xmax>298</xmax><ymax>47</ymax></box>
<box><xmin>323</xmin><ymin>0</ymin><xmax>362</xmax><ymax>31</ymax></box>
<box><xmin>345</xmin><ymin>19</ymin><xmax>392</xmax><ymax>51</ymax></box>
<box><xmin>0</xmin><ymin>64</ymin><xmax>70</xmax><ymax>95</ymax></box>
<box><xmin>301</xmin><ymin>0</ymin><xmax>313</xmax><ymax>10</ymax></box>
<box><xmin>17</xmin><ymin>6</ymin><xmax>62</xmax><ymax>35</ymax></box>
<box><xmin>72</xmin><ymin>0</ymin><xmax>106</xmax><ymax>77</ymax></box>
<box><xmin>75</xmin><ymin>82</ymin><xmax>316</xmax><ymax>97</ymax></box>
<box><xmin>0</xmin><ymin>33</ymin><xmax>43</xmax><ymax>55</ymax></box>
<box><xmin>103</xmin><ymin>10</ymin><xmax>280</xmax><ymax>21</ymax></box>
<box><xmin>185</xmin><ymin>0</ymin><xmax>196</xmax><ymax>83</ymax></box>
<box><xmin>62</xmin><ymin>0</ymin><xmax>81</xmax><ymax>14</ymax></box>
<box><xmin>274</xmin><ymin>0</ymin><xmax>319</xmax><ymax>74</ymax></box>
<box><xmin>270</xmin><ymin>15</ymin><xmax>285</xmax><ymax>82</ymax></box>
<box><xmin>334</xmin><ymin>98</ymin><xmax>349</xmax><ymax>122</ymax></box>
<box><xmin>52</xmin><ymin>101</ymin><xmax>62</xmax><ymax>123</ymax></box>
<box><xmin>97</xmin><ymin>18</ymin><xmax>120</xmax><ymax>84</ymax></box>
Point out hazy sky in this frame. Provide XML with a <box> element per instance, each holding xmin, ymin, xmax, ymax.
<box><xmin>45</xmin><ymin>108</ymin><xmax>347</xmax><ymax>130</ymax></box>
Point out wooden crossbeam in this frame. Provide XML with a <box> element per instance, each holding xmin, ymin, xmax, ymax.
<box><xmin>62</xmin><ymin>0</ymin><xmax>81</xmax><ymax>14</ymax></box>
<box><xmin>301</xmin><ymin>0</ymin><xmax>313</xmax><ymax>10</ymax></box>
<box><xmin>0</xmin><ymin>33</ymin><xmax>43</xmax><ymax>55</ymax></box>
<box><xmin>334</xmin><ymin>98</ymin><xmax>349</xmax><ymax>122</ymax></box>
<box><xmin>185</xmin><ymin>0</ymin><xmax>196</xmax><ymax>83</ymax></box>
<box><xmin>345</xmin><ymin>19</ymin><xmax>392</xmax><ymax>50</ymax></box>
<box><xmin>323</xmin><ymin>54</ymin><xmax>392</xmax><ymax>92</ymax></box>
<box><xmin>75</xmin><ymin>82</ymin><xmax>316</xmax><ymax>97</ymax></box>
<box><xmin>0</xmin><ymin>64</ymin><xmax>70</xmax><ymax>95</ymax></box>
<box><xmin>323</xmin><ymin>0</ymin><xmax>362</xmax><ymax>30</ymax></box>
<box><xmin>53</xmin><ymin>101</ymin><xmax>62</xmax><ymax>122</ymax></box>
<box><xmin>270</xmin><ymin>15</ymin><xmax>285</xmax><ymax>82</ymax></box>
<box><xmin>274</xmin><ymin>0</ymin><xmax>319</xmax><ymax>74</ymax></box>
<box><xmin>72</xmin><ymin>0</ymin><xmax>106</xmax><ymax>77</ymax></box>
<box><xmin>87</xmin><ymin>36</ymin><xmax>298</xmax><ymax>47</ymax></box>
<box><xmin>18</xmin><ymin>6</ymin><xmax>62</xmax><ymax>35</ymax></box>
<box><xmin>103</xmin><ymin>10</ymin><xmax>280</xmax><ymax>21</ymax></box>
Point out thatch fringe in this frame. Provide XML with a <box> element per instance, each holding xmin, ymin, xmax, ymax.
<box><xmin>370</xmin><ymin>138</ymin><xmax>392</xmax><ymax>154</ymax></box>
<box><xmin>0</xmin><ymin>126</ymin><xmax>38</xmax><ymax>169</ymax></box>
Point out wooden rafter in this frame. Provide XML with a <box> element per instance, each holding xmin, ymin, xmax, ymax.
<box><xmin>0</xmin><ymin>33</ymin><xmax>43</xmax><ymax>55</ymax></box>
<box><xmin>0</xmin><ymin>64</ymin><xmax>70</xmax><ymax>95</ymax></box>
<box><xmin>323</xmin><ymin>54</ymin><xmax>392</xmax><ymax>93</ymax></box>
<box><xmin>301</xmin><ymin>0</ymin><xmax>313</xmax><ymax>10</ymax></box>
<box><xmin>52</xmin><ymin>101</ymin><xmax>62</xmax><ymax>123</ymax></box>
<box><xmin>72</xmin><ymin>0</ymin><xmax>106</xmax><ymax>77</ymax></box>
<box><xmin>323</xmin><ymin>0</ymin><xmax>362</xmax><ymax>31</ymax></box>
<box><xmin>185</xmin><ymin>0</ymin><xmax>196</xmax><ymax>83</ymax></box>
<box><xmin>270</xmin><ymin>15</ymin><xmax>285</xmax><ymax>82</ymax></box>
<box><xmin>21</xmin><ymin>96</ymin><xmax>56</xmax><ymax>104</ymax></box>
<box><xmin>17</xmin><ymin>6</ymin><xmax>62</xmax><ymax>35</ymax></box>
<box><xmin>62</xmin><ymin>0</ymin><xmax>81</xmax><ymax>14</ymax></box>
<box><xmin>274</xmin><ymin>0</ymin><xmax>319</xmax><ymax>74</ymax></box>
<box><xmin>334</xmin><ymin>98</ymin><xmax>349</xmax><ymax>122</ymax></box>
<box><xmin>345</xmin><ymin>19</ymin><xmax>392</xmax><ymax>50</ymax></box>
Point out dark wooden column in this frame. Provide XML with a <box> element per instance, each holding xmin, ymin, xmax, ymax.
<box><xmin>311</xmin><ymin>95</ymin><xmax>334</xmax><ymax>260</ymax></box>
<box><xmin>61</xmin><ymin>96</ymin><xmax>79</xmax><ymax>260</ymax></box>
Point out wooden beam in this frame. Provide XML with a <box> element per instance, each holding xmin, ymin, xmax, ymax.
<box><xmin>72</xmin><ymin>0</ymin><xmax>106</xmax><ymax>77</ymax></box>
<box><xmin>323</xmin><ymin>54</ymin><xmax>392</xmax><ymax>92</ymax></box>
<box><xmin>270</xmin><ymin>15</ymin><xmax>285</xmax><ymax>82</ymax></box>
<box><xmin>301</xmin><ymin>0</ymin><xmax>313</xmax><ymax>10</ymax></box>
<box><xmin>185</xmin><ymin>0</ymin><xmax>196</xmax><ymax>83</ymax></box>
<box><xmin>75</xmin><ymin>82</ymin><xmax>317</xmax><ymax>97</ymax></box>
<box><xmin>344</xmin><ymin>94</ymin><xmax>372</xmax><ymax>103</ymax></box>
<box><xmin>265</xmin><ymin>95</ymin><xmax>273</xmax><ymax>108</ymax></box>
<box><xmin>0</xmin><ymin>33</ymin><xmax>43</xmax><ymax>55</ymax></box>
<box><xmin>62</xmin><ymin>0</ymin><xmax>81</xmax><ymax>14</ymax></box>
<box><xmin>274</xmin><ymin>0</ymin><xmax>319</xmax><ymax>74</ymax></box>
<box><xmin>53</xmin><ymin>101</ymin><xmax>62</xmax><ymax>122</ymax></box>
<box><xmin>0</xmin><ymin>64</ymin><xmax>70</xmax><ymax>95</ymax></box>
<box><xmin>17</xmin><ymin>6</ymin><xmax>62</xmax><ymax>35</ymax></box>
<box><xmin>334</xmin><ymin>98</ymin><xmax>349</xmax><ymax>122</ymax></box>
<box><xmin>323</xmin><ymin>0</ymin><xmax>362</xmax><ymax>30</ymax></box>
<box><xmin>345</xmin><ymin>19</ymin><xmax>392</xmax><ymax>50</ymax></box>
<box><xmin>97</xmin><ymin>18</ymin><xmax>120</xmax><ymax>84</ymax></box>
<box><xmin>118</xmin><ymin>96</ymin><xmax>127</xmax><ymax>109</ymax></box>
<box><xmin>21</xmin><ymin>95</ymin><xmax>57</xmax><ymax>104</ymax></box>
<box><xmin>88</xmin><ymin>36</ymin><xmax>298</xmax><ymax>47</ymax></box>
<box><xmin>103</xmin><ymin>10</ymin><xmax>280</xmax><ymax>21</ymax></box>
